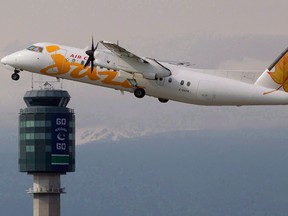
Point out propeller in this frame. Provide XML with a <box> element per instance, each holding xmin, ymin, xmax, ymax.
<box><xmin>84</xmin><ymin>37</ymin><xmax>99</xmax><ymax>72</ymax></box>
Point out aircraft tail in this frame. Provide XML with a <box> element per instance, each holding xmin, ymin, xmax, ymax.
<box><xmin>255</xmin><ymin>47</ymin><xmax>288</xmax><ymax>94</ymax></box>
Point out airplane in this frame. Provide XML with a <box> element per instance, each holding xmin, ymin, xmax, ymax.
<box><xmin>1</xmin><ymin>39</ymin><xmax>288</xmax><ymax>106</ymax></box>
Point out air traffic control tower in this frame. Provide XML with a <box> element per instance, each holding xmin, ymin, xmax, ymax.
<box><xmin>19</xmin><ymin>87</ymin><xmax>75</xmax><ymax>216</ymax></box>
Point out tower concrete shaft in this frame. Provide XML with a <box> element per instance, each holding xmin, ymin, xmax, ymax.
<box><xmin>29</xmin><ymin>173</ymin><xmax>64</xmax><ymax>216</ymax></box>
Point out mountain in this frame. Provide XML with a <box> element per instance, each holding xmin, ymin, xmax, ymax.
<box><xmin>76</xmin><ymin>126</ymin><xmax>151</xmax><ymax>144</ymax></box>
<box><xmin>1</xmin><ymin>128</ymin><xmax>288</xmax><ymax>216</ymax></box>
<box><xmin>76</xmin><ymin>125</ymin><xmax>197</xmax><ymax>144</ymax></box>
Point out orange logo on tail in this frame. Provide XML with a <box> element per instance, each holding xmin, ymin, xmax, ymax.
<box><xmin>264</xmin><ymin>52</ymin><xmax>288</xmax><ymax>95</ymax></box>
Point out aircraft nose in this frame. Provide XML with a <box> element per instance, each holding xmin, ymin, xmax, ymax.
<box><xmin>1</xmin><ymin>53</ymin><xmax>18</xmax><ymax>67</ymax></box>
<box><xmin>1</xmin><ymin>56</ymin><xmax>7</xmax><ymax>65</ymax></box>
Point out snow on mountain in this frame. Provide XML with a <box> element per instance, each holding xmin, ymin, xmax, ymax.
<box><xmin>76</xmin><ymin>125</ymin><xmax>197</xmax><ymax>145</ymax></box>
<box><xmin>76</xmin><ymin>126</ymin><xmax>153</xmax><ymax>144</ymax></box>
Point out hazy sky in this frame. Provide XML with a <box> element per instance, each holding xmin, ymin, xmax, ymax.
<box><xmin>0</xmin><ymin>0</ymin><xmax>288</xmax><ymax>142</ymax></box>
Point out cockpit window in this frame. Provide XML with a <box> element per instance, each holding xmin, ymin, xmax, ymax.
<box><xmin>27</xmin><ymin>46</ymin><xmax>43</xmax><ymax>53</ymax></box>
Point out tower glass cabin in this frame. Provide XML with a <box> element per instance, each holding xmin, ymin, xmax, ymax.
<box><xmin>19</xmin><ymin>89</ymin><xmax>75</xmax><ymax>173</ymax></box>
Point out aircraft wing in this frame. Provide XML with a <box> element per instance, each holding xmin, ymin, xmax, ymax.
<box><xmin>161</xmin><ymin>60</ymin><xmax>191</xmax><ymax>67</ymax></box>
<box><xmin>100</xmin><ymin>41</ymin><xmax>148</xmax><ymax>63</ymax></box>
<box><xmin>97</xmin><ymin>41</ymin><xmax>171</xmax><ymax>79</ymax></box>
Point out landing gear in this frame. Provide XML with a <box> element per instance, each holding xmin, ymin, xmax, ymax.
<box><xmin>158</xmin><ymin>98</ymin><xmax>169</xmax><ymax>103</ymax></box>
<box><xmin>128</xmin><ymin>79</ymin><xmax>146</xmax><ymax>99</ymax></box>
<box><xmin>11</xmin><ymin>73</ymin><xmax>20</xmax><ymax>80</ymax></box>
<box><xmin>11</xmin><ymin>69</ymin><xmax>20</xmax><ymax>81</ymax></box>
<box><xmin>134</xmin><ymin>88</ymin><xmax>146</xmax><ymax>98</ymax></box>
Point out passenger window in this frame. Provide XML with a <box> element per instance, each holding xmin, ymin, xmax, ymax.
<box><xmin>81</xmin><ymin>61</ymin><xmax>85</xmax><ymax>65</ymax></box>
<box><xmin>180</xmin><ymin>80</ymin><xmax>184</xmax><ymax>85</ymax></box>
<box><xmin>168</xmin><ymin>78</ymin><xmax>172</xmax><ymax>83</ymax></box>
<box><xmin>71</xmin><ymin>59</ymin><xmax>75</xmax><ymax>63</ymax></box>
<box><xmin>187</xmin><ymin>82</ymin><xmax>191</xmax><ymax>86</ymax></box>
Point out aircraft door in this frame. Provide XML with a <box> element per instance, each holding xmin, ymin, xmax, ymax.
<box><xmin>196</xmin><ymin>80</ymin><xmax>215</xmax><ymax>102</ymax></box>
<box><xmin>51</xmin><ymin>49</ymin><xmax>67</xmax><ymax>73</ymax></box>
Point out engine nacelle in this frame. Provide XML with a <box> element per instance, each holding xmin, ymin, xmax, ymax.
<box><xmin>94</xmin><ymin>50</ymin><xmax>166</xmax><ymax>80</ymax></box>
<box><xmin>117</xmin><ymin>70</ymin><xmax>134</xmax><ymax>79</ymax></box>
<box><xmin>95</xmin><ymin>51</ymin><xmax>118</xmax><ymax>70</ymax></box>
<box><xmin>143</xmin><ymin>72</ymin><xmax>156</xmax><ymax>80</ymax></box>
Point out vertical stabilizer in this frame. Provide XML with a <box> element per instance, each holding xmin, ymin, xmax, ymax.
<box><xmin>255</xmin><ymin>47</ymin><xmax>288</xmax><ymax>94</ymax></box>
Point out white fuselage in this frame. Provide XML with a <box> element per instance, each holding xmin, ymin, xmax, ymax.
<box><xmin>2</xmin><ymin>42</ymin><xmax>288</xmax><ymax>106</ymax></box>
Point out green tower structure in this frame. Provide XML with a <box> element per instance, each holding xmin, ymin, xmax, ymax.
<box><xmin>19</xmin><ymin>88</ymin><xmax>75</xmax><ymax>216</ymax></box>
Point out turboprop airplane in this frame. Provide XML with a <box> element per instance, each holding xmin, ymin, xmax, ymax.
<box><xmin>1</xmin><ymin>39</ymin><xmax>288</xmax><ymax>106</ymax></box>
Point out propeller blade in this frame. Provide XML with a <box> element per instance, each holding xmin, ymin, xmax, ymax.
<box><xmin>91</xmin><ymin>61</ymin><xmax>94</xmax><ymax>72</ymax></box>
<box><xmin>91</xmin><ymin>37</ymin><xmax>94</xmax><ymax>51</ymax></box>
<box><xmin>85</xmin><ymin>50</ymin><xmax>94</xmax><ymax>56</ymax></box>
<box><xmin>84</xmin><ymin>37</ymin><xmax>98</xmax><ymax>73</ymax></box>
<box><xmin>84</xmin><ymin>56</ymin><xmax>92</xmax><ymax>68</ymax></box>
<box><xmin>94</xmin><ymin>42</ymin><xmax>99</xmax><ymax>51</ymax></box>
